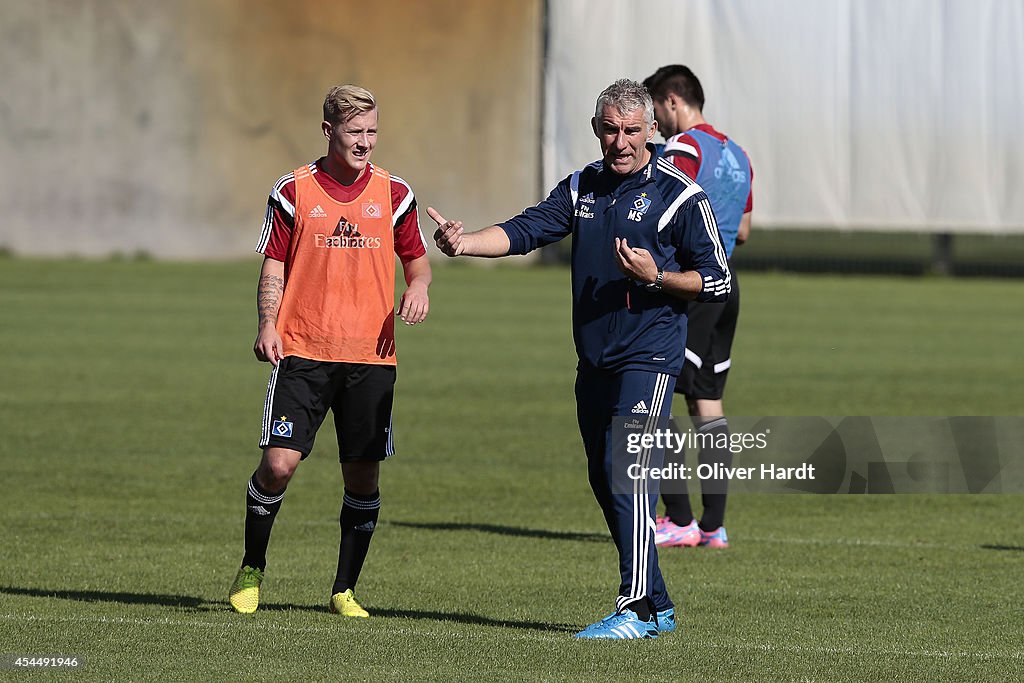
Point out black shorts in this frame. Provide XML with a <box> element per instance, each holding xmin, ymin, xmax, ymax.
<box><xmin>676</xmin><ymin>269</ymin><xmax>740</xmax><ymax>401</ymax></box>
<box><xmin>259</xmin><ymin>356</ymin><xmax>396</xmax><ymax>461</ymax></box>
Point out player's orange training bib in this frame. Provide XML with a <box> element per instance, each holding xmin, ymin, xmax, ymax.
<box><xmin>277</xmin><ymin>164</ymin><xmax>397</xmax><ymax>364</ymax></box>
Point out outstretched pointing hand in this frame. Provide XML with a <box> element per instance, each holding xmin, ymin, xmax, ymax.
<box><xmin>427</xmin><ymin>206</ymin><xmax>465</xmax><ymax>257</ymax></box>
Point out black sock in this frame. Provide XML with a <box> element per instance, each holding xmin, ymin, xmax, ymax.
<box><xmin>332</xmin><ymin>489</ymin><xmax>381</xmax><ymax>594</ymax></box>
<box><xmin>662</xmin><ymin>492</ymin><xmax>695</xmax><ymax>527</ymax></box>
<box><xmin>242</xmin><ymin>472</ymin><xmax>285</xmax><ymax>571</ymax></box>
<box><xmin>662</xmin><ymin>417</ymin><xmax>694</xmax><ymax>526</ymax></box>
<box><xmin>697</xmin><ymin>417</ymin><xmax>731</xmax><ymax>531</ymax></box>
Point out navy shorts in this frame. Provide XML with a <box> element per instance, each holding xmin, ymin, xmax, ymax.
<box><xmin>677</xmin><ymin>269</ymin><xmax>740</xmax><ymax>400</ymax></box>
<box><xmin>259</xmin><ymin>356</ymin><xmax>395</xmax><ymax>461</ymax></box>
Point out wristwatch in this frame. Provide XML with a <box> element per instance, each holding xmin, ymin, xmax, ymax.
<box><xmin>644</xmin><ymin>269</ymin><xmax>664</xmax><ymax>292</ymax></box>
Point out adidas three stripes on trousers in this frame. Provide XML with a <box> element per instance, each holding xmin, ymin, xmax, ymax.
<box><xmin>574</xmin><ymin>366</ymin><xmax>676</xmax><ymax>614</ymax></box>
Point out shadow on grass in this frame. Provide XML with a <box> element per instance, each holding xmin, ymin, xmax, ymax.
<box><xmin>388</xmin><ymin>520</ymin><xmax>608</xmax><ymax>543</ymax></box>
<box><xmin>260</xmin><ymin>601</ymin><xmax>576</xmax><ymax>632</ymax></box>
<box><xmin>347</xmin><ymin>607</ymin><xmax>575</xmax><ymax>633</ymax></box>
<box><xmin>0</xmin><ymin>586</ymin><xmax>575</xmax><ymax>632</ymax></box>
<box><xmin>980</xmin><ymin>544</ymin><xmax>1024</xmax><ymax>552</ymax></box>
<box><xmin>0</xmin><ymin>586</ymin><xmax>222</xmax><ymax>611</ymax></box>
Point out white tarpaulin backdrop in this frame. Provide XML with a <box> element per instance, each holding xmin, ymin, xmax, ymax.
<box><xmin>544</xmin><ymin>0</ymin><xmax>1024</xmax><ymax>233</ymax></box>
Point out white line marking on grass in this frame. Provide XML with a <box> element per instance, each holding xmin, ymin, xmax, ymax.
<box><xmin>0</xmin><ymin>613</ymin><xmax>558</xmax><ymax>642</ymax></box>
<box><xmin>9</xmin><ymin>512</ymin><xmax>1011</xmax><ymax>552</ymax></box>
<box><xmin>2</xmin><ymin>613</ymin><xmax>1022</xmax><ymax>662</ymax></box>
<box><xmin>740</xmin><ymin>535</ymin><xmax>955</xmax><ymax>549</ymax></box>
<box><xmin>717</xmin><ymin>639</ymin><xmax>1024</xmax><ymax>662</ymax></box>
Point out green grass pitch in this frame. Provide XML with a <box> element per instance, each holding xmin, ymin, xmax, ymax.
<box><xmin>1</xmin><ymin>258</ymin><xmax>1022</xmax><ymax>681</ymax></box>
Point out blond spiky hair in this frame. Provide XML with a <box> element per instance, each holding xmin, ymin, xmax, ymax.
<box><xmin>323</xmin><ymin>85</ymin><xmax>376</xmax><ymax>125</ymax></box>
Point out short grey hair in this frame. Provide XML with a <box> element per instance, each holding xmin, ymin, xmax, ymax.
<box><xmin>594</xmin><ymin>78</ymin><xmax>654</xmax><ymax>126</ymax></box>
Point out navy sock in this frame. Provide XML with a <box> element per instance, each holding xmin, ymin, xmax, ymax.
<box><xmin>623</xmin><ymin>597</ymin><xmax>653</xmax><ymax>621</ymax></box>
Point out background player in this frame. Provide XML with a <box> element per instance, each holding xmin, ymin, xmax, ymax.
<box><xmin>643</xmin><ymin>65</ymin><xmax>753</xmax><ymax>549</ymax></box>
<box><xmin>229</xmin><ymin>84</ymin><xmax>432</xmax><ymax>616</ymax></box>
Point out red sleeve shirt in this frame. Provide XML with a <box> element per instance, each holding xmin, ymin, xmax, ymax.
<box><xmin>663</xmin><ymin>132</ymin><xmax>702</xmax><ymax>181</ymax></box>
<box><xmin>256</xmin><ymin>159</ymin><xmax>428</xmax><ymax>263</ymax></box>
<box><xmin>664</xmin><ymin>125</ymin><xmax>754</xmax><ymax>214</ymax></box>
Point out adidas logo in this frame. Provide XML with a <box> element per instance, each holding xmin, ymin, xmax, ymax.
<box><xmin>248</xmin><ymin>505</ymin><xmax>270</xmax><ymax>516</ymax></box>
<box><xmin>354</xmin><ymin>521</ymin><xmax>376</xmax><ymax>532</ymax></box>
<box><xmin>308</xmin><ymin>204</ymin><xmax>328</xmax><ymax>218</ymax></box>
<box><xmin>631</xmin><ymin>401</ymin><xmax>649</xmax><ymax>414</ymax></box>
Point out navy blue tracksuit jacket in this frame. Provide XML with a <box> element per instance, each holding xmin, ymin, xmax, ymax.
<box><xmin>499</xmin><ymin>146</ymin><xmax>731</xmax><ymax>375</ymax></box>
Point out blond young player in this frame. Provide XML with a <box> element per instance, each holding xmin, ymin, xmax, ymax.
<box><xmin>229</xmin><ymin>85</ymin><xmax>431</xmax><ymax>616</ymax></box>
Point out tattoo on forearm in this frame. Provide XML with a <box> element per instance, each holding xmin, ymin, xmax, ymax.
<box><xmin>257</xmin><ymin>274</ymin><xmax>284</xmax><ymax>325</ymax></box>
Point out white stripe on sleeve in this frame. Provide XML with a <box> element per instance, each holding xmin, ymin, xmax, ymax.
<box><xmin>664</xmin><ymin>140</ymin><xmax>698</xmax><ymax>158</ymax></box>
<box><xmin>657</xmin><ymin>183</ymin><xmax>702</xmax><ymax>232</ymax></box>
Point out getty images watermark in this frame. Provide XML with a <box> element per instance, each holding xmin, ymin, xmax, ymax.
<box><xmin>623</xmin><ymin>426</ymin><xmax>815</xmax><ymax>485</ymax></box>
<box><xmin>611</xmin><ymin>416</ymin><xmax>1024</xmax><ymax>494</ymax></box>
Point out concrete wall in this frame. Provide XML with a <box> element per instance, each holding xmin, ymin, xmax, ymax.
<box><xmin>0</xmin><ymin>0</ymin><xmax>542</xmax><ymax>258</ymax></box>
